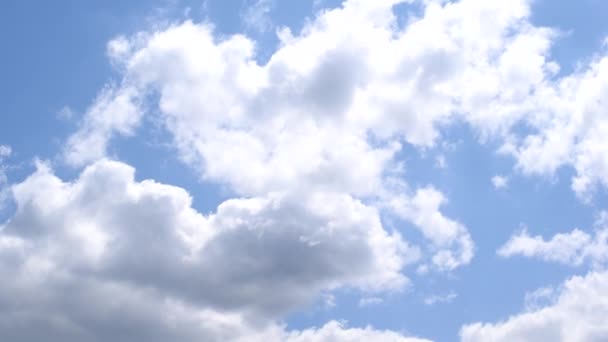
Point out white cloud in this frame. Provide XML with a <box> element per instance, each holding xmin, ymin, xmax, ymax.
<box><xmin>0</xmin><ymin>145</ymin><xmax>10</xmax><ymax>159</ymax></box>
<box><xmin>285</xmin><ymin>320</ymin><xmax>430</xmax><ymax>342</ymax></box>
<box><xmin>423</xmin><ymin>292</ymin><xmax>457</xmax><ymax>306</ymax></box>
<box><xmin>502</xmin><ymin>52</ymin><xmax>608</xmax><ymax>199</ymax></box>
<box><xmin>11</xmin><ymin>0</ymin><xmax>608</xmax><ymax>339</ymax></box>
<box><xmin>242</xmin><ymin>0</ymin><xmax>275</xmax><ymax>33</ymax></box>
<box><xmin>0</xmin><ymin>159</ymin><xmax>427</xmax><ymax>341</ymax></box>
<box><xmin>498</xmin><ymin>228</ymin><xmax>591</xmax><ymax>265</ymax></box>
<box><xmin>0</xmin><ymin>145</ymin><xmax>11</xmax><ymax>209</ymax></box>
<box><xmin>65</xmin><ymin>0</ymin><xmax>547</xmax><ymax>180</ymax></box>
<box><xmin>461</xmin><ymin>271</ymin><xmax>608</xmax><ymax>342</ymax></box>
<box><xmin>435</xmin><ymin>154</ymin><xmax>447</xmax><ymax>169</ymax></box>
<box><xmin>358</xmin><ymin>296</ymin><xmax>384</xmax><ymax>307</ymax></box>
<box><xmin>523</xmin><ymin>286</ymin><xmax>557</xmax><ymax>312</ymax></box>
<box><xmin>498</xmin><ymin>219</ymin><xmax>608</xmax><ymax>267</ymax></box>
<box><xmin>54</xmin><ymin>0</ymin><xmax>608</xmax><ymax>337</ymax></box>
<box><xmin>388</xmin><ymin>187</ymin><xmax>474</xmax><ymax>271</ymax></box>
<box><xmin>491</xmin><ymin>175</ymin><xmax>508</xmax><ymax>189</ymax></box>
<box><xmin>62</xmin><ymin>0</ymin><xmax>496</xmax><ymax>274</ymax></box>
<box><xmin>61</xmin><ymin>0</ymin><xmax>608</xmax><ymax>202</ymax></box>
<box><xmin>64</xmin><ymin>86</ymin><xmax>141</xmax><ymax>166</ymax></box>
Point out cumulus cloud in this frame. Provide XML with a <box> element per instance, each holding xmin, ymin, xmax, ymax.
<box><xmin>3</xmin><ymin>160</ymin><xmax>413</xmax><ymax>314</ymax></box>
<box><xmin>0</xmin><ymin>145</ymin><xmax>10</xmax><ymax>182</ymax></box>
<box><xmin>285</xmin><ymin>321</ymin><xmax>430</xmax><ymax>342</ymax></box>
<box><xmin>63</xmin><ymin>0</ymin><xmax>488</xmax><ymax>274</ymax></box>
<box><xmin>62</xmin><ymin>0</ymin><xmax>608</xmax><ymax>204</ymax></box>
<box><xmin>461</xmin><ymin>271</ymin><xmax>608</xmax><ymax>342</ymax></box>
<box><xmin>388</xmin><ymin>188</ymin><xmax>474</xmax><ymax>271</ymax></box>
<box><xmin>0</xmin><ymin>159</ymin><xmax>427</xmax><ymax>341</ymax></box>
<box><xmin>498</xmin><ymin>218</ymin><xmax>608</xmax><ymax>268</ymax></box>
<box><xmin>500</xmin><ymin>49</ymin><xmax>608</xmax><ymax>199</ymax></box>
<box><xmin>50</xmin><ymin>0</ymin><xmax>608</xmax><ymax>338</ymax></box>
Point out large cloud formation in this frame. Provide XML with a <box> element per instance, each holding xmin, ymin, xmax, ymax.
<box><xmin>0</xmin><ymin>160</ymin><xmax>426</xmax><ymax>341</ymax></box>
<box><xmin>66</xmin><ymin>0</ymin><xmax>557</xmax><ymax>275</ymax></box>
<box><xmin>461</xmin><ymin>271</ymin><xmax>608</xmax><ymax>342</ymax></box>
<box><xmin>3</xmin><ymin>0</ymin><xmax>608</xmax><ymax>340</ymax></box>
<box><xmin>498</xmin><ymin>212</ymin><xmax>608</xmax><ymax>267</ymax></box>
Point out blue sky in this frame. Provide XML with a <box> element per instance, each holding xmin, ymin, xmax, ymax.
<box><xmin>2</xmin><ymin>1</ymin><xmax>608</xmax><ymax>341</ymax></box>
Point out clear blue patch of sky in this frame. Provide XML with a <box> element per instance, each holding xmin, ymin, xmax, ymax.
<box><xmin>531</xmin><ymin>0</ymin><xmax>608</xmax><ymax>76</ymax></box>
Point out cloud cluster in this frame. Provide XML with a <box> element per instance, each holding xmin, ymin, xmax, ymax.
<box><xmin>0</xmin><ymin>145</ymin><xmax>11</xmax><ymax>210</ymax></box>
<box><xmin>66</xmin><ymin>0</ymin><xmax>564</xmax><ymax>276</ymax></box>
<box><xmin>0</xmin><ymin>159</ymin><xmax>424</xmax><ymax>341</ymax></box>
<box><xmin>498</xmin><ymin>215</ymin><xmax>608</xmax><ymax>268</ymax></box>
<box><xmin>5</xmin><ymin>0</ymin><xmax>608</xmax><ymax>340</ymax></box>
<box><xmin>387</xmin><ymin>187</ymin><xmax>474</xmax><ymax>271</ymax></box>
<box><xmin>461</xmin><ymin>271</ymin><xmax>608</xmax><ymax>342</ymax></box>
<box><xmin>501</xmin><ymin>51</ymin><xmax>608</xmax><ymax>199</ymax></box>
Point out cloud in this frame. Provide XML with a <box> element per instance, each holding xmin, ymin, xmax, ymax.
<box><xmin>491</xmin><ymin>175</ymin><xmax>508</xmax><ymax>189</ymax></box>
<box><xmin>64</xmin><ymin>86</ymin><xmax>141</xmax><ymax>167</ymax></box>
<box><xmin>0</xmin><ymin>145</ymin><xmax>10</xmax><ymax>159</ymax></box>
<box><xmin>388</xmin><ymin>187</ymin><xmax>474</xmax><ymax>271</ymax></box>
<box><xmin>9</xmin><ymin>0</ymin><xmax>608</xmax><ymax>339</ymax></box>
<box><xmin>0</xmin><ymin>159</ymin><xmax>426</xmax><ymax>341</ymax></box>
<box><xmin>501</xmin><ymin>51</ymin><xmax>608</xmax><ymax>199</ymax></box>
<box><xmin>62</xmin><ymin>0</ymin><xmax>608</xmax><ymax>202</ymax></box>
<box><xmin>461</xmin><ymin>271</ymin><xmax>608</xmax><ymax>342</ymax></box>
<box><xmin>0</xmin><ymin>145</ymin><xmax>10</xmax><ymax>183</ymax></box>
<box><xmin>62</xmin><ymin>0</ymin><xmax>495</xmax><ymax>273</ymax></box>
<box><xmin>241</xmin><ymin>0</ymin><xmax>275</xmax><ymax>33</ymax></box>
<box><xmin>523</xmin><ymin>286</ymin><xmax>557</xmax><ymax>312</ymax></box>
<box><xmin>497</xmin><ymin>218</ymin><xmax>608</xmax><ymax>267</ymax></box>
<box><xmin>285</xmin><ymin>320</ymin><xmax>430</xmax><ymax>342</ymax></box>
<box><xmin>358</xmin><ymin>296</ymin><xmax>384</xmax><ymax>307</ymax></box>
<box><xmin>424</xmin><ymin>292</ymin><xmax>457</xmax><ymax>306</ymax></box>
<box><xmin>0</xmin><ymin>145</ymin><xmax>11</xmax><ymax>210</ymax></box>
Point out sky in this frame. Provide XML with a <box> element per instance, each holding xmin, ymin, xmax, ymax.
<box><xmin>1</xmin><ymin>0</ymin><xmax>608</xmax><ymax>341</ymax></box>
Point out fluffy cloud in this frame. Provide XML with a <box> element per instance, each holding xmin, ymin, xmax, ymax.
<box><xmin>64</xmin><ymin>0</ymin><xmax>489</xmax><ymax>273</ymax></box>
<box><xmin>3</xmin><ymin>160</ymin><xmax>412</xmax><ymax>316</ymax></box>
<box><xmin>285</xmin><ymin>320</ymin><xmax>430</xmax><ymax>342</ymax></box>
<box><xmin>0</xmin><ymin>159</ymin><xmax>427</xmax><ymax>341</ymax></box>
<box><xmin>460</xmin><ymin>271</ymin><xmax>608</xmax><ymax>342</ymax></box>
<box><xmin>64</xmin><ymin>86</ymin><xmax>141</xmax><ymax>167</ymax></box>
<box><xmin>387</xmin><ymin>187</ymin><xmax>474</xmax><ymax>271</ymax></box>
<box><xmin>500</xmin><ymin>49</ymin><xmax>608</xmax><ymax>199</ymax></box>
<box><xmin>498</xmin><ymin>218</ymin><xmax>608</xmax><ymax>267</ymax></box>
<box><xmin>61</xmin><ymin>0</ymin><xmax>587</xmax><ymax>285</ymax></box>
